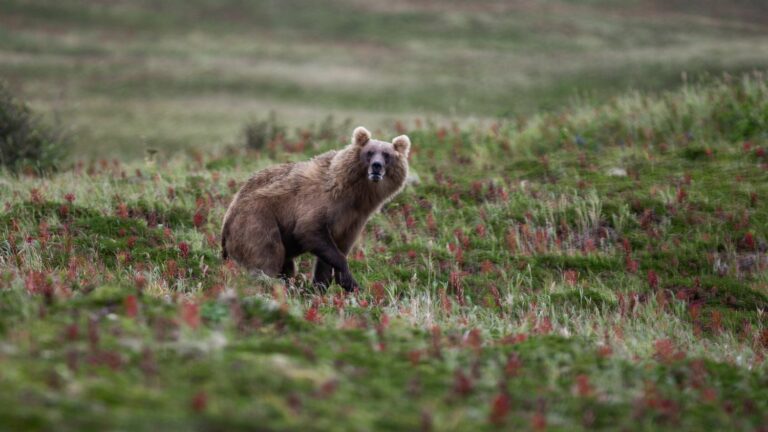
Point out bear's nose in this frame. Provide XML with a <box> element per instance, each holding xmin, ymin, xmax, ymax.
<box><xmin>371</xmin><ymin>162</ymin><xmax>383</xmax><ymax>172</ymax></box>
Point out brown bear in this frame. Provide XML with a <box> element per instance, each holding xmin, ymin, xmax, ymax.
<box><xmin>221</xmin><ymin>126</ymin><xmax>411</xmax><ymax>291</ymax></box>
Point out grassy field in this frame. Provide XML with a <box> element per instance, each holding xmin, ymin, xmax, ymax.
<box><xmin>3</xmin><ymin>0</ymin><xmax>768</xmax><ymax>158</ymax></box>
<box><xmin>2</xmin><ymin>1</ymin><xmax>768</xmax><ymax>430</ymax></box>
<box><xmin>1</xmin><ymin>73</ymin><xmax>768</xmax><ymax>430</ymax></box>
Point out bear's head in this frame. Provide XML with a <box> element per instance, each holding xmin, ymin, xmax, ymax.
<box><xmin>352</xmin><ymin>126</ymin><xmax>410</xmax><ymax>183</ymax></box>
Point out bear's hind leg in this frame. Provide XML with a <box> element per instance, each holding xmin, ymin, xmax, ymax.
<box><xmin>279</xmin><ymin>259</ymin><xmax>296</xmax><ymax>281</ymax></box>
<box><xmin>229</xmin><ymin>211</ymin><xmax>285</xmax><ymax>278</ymax></box>
<box><xmin>243</xmin><ymin>240</ymin><xmax>284</xmax><ymax>278</ymax></box>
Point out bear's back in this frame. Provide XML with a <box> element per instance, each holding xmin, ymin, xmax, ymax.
<box><xmin>240</xmin><ymin>162</ymin><xmax>295</xmax><ymax>194</ymax></box>
<box><xmin>237</xmin><ymin>149</ymin><xmax>338</xmax><ymax>199</ymax></box>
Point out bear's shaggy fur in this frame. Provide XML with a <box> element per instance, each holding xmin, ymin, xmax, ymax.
<box><xmin>221</xmin><ymin>126</ymin><xmax>410</xmax><ymax>291</ymax></box>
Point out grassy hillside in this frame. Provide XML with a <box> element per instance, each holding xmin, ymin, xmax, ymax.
<box><xmin>1</xmin><ymin>75</ymin><xmax>767</xmax><ymax>430</ymax></box>
<box><xmin>3</xmin><ymin>0</ymin><xmax>768</xmax><ymax>158</ymax></box>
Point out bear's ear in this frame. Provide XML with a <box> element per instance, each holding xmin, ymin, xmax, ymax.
<box><xmin>392</xmin><ymin>135</ymin><xmax>411</xmax><ymax>157</ymax></box>
<box><xmin>352</xmin><ymin>126</ymin><xmax>371</xmax><ymax>147</ymax></box>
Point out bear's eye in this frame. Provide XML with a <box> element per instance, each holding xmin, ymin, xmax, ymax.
<box><xmin>383</xmin><ymin>153</ymin><xmax>391</xmax><ymax>163</ymax></box>
<box><xmin>366</xmin><ymin>151</ymin><xmax>374</xmax><ymax>159</ymax></box>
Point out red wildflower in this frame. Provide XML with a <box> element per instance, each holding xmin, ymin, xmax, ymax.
<box><xmin>375</xmin><ymin>313</ymin><xmax>388</xmax><ymax>328</ymax></box>
<box><xmin>64</xmin><ymin>193</ymin><xmax>76</xmax><ymax>203</ymax></box>
<box><xmin>191</xmin><ymin>391</ymin><xmax>207</xmax><ymax>412</ymax></box>
<box><xmin>647</xmin><ymin>270</ymin><xmax>659</xmax><ymax>290</ymax></box>
<box><xmin>453</xmin><ymin>370</ymin><xmax>473</xmax><ymax>397</ymax></box>
<box><xmin>700</xmin><ymin>387</ymin><xmax>717</xmax><ymax>403</ymax></box>
<box><xmin>564</xmin><ymin>269</ymin><xmax>578</xmax><ymax>286</ymax></box>
<box><xmin>476</xmin><ymin>224</ymin><xmax>486</xmax><ymax>237</ymax></box>
<box><xmin>742</xmin><ymin>232</ymin><xmax>756</xmax><ymax>250</ymax></box>
<box><xmin>535</xmin><ymin>317</ymin><xmax>553</xmax><ymax>335</ymax></box>
<box><xmin>454</xmin><ymin>228</ymin><xmax>470</xmax><ymax>248</ymax></box>
<box><xmin>688</xmin><ymin>302</ymin><xmax>702</xmax><ymax>321</ymax></box>
<box><xmin>430</xmin><ymin>326</ymin><xmax>443</xmax><ymax>358</ymax></box>
<box><xmin>65</xmin><ymin>323</ymin><xmax>79</xmax><ymax>341</ymax></box>
<box><xmin>332</xmin><ymin>291</ymin><xmax>345</xmax><ymax>311</ymax></box>
<box><xmin>531</xmin><ymin>411</ymin><xmax>547</xmax><ymax>431</ymax></box>
<box><xmin>25</xmin><ymin>271</ymin><xmax>52</xmax><ymax>297</ymax></box>
<box><xmin>316</xmin><ymin>379</ymin><xmax>338</xmax><ymax>398</ymax></box>
<box><xmin>134</xmin><ymin>273</ymin><xmax>147</xmax><ymax>293</ymax></box>
<box><xmin>465</xmin><ymin>328</ymin><xmax>482</xmax><ymax>351</ymax></box>
<box><xmin>481</xmin><ymin>260</ymin><xmax>494</xmax><ymax>274</ymax></box>
<box><xmin>597</xmin><ymin>345</ymin><xmax>613</xmax><ymax>358</ymax></box>
<box><xmin>426</xmin><ymin>212</ymin><xmax>437</xmax><ymax>232</ymax></box>
<box><xmin>30</xmin><ymin>188</ymin><xmax>43</xmax><ymax>204</ymax></box>
<box><xmin>450</xmin><ymin>192</ymin><xmax>461</xmax><ymax>206</ymax></box>
<box><xmin>407</xmin><ymin>350</ymin><xmax>422</xmax><ymax>365</ymax></box>
<box><xmin>440</xmin><ymin>288</ymin><xmax>452</xmax><ymax>315</ymax></box>
<box><xmin>405</xmin><ymin>215</ymin><xmax>416</xmax><ymax>230</ymax></box>
<box><xmin>124</xmin><ymin>295</ymin><xmax>139</xmax><ymax>318</ymax></box>
<box><xmin>654</xmin><ymin>338</ymin><xmax>684</xmax><ymax>363</ymax></box>
<box><xmin>583</xmin><ymin>238</ymin><xmax>596</xmax><ymax>253</ymax></box>
<box><xmin>304</xmin><ymin>305</ymin><xmax>320</xmax><ymax>323</ymax></box>
<box><xmin>353</xmin><ymin>248</ymin><xmax>365</xmax><ymax>261</ymax></box>
<box><xmin>450</xmin><ymin>271</ymin><xmax>465</xmax><ymax>305</ymax></box>
<box><xmin>505</xmin><ymin>352</ymin><xmax>523</xmax><ymax>377</ymax></box>
<box><xmin>575</xmin><ymin>374</ymin><xmax>593</xmax><ymax>398</ymax></box>
<box><xmin>622</xmin><ymin>238</ymin><xmax>632</xmax><ymax>255</ymax></box>
<box><xmin>206</xmin><ymin>232</ymin><xmax>218</xmax><ymax>248</ymax></box>
<box><xmin>178</xmin><ymin>241</ymin><xmax>190</xmax><ymax>259</ymax></box>
<box><xmin>710</xmin><ymin>310</ymin><xmax>723</xmax><ymax>333</ymax></box>
<box><xmin>193</xmin><ymin>211</ymin><xmax>205</xmax><ymax>228</ymax></box>
<box><xmin>500</xmin><ymin>333</ymin><xmax>527</xmax><ymax>345</ymax></box>
<box><xmin>489</xmin><ymin>284</ymin><xmax>503</xmax><ymax>311</ymax></box>
<box><xmin>625</xmin><ymin>256</ymin><xmax>639</xmax><ymax>273</ymax></box>
<box><xmin>181</xmin><ymin>302</ymin><xmax>200</xmax><ymax>329</ymax></box>
<box><xmin>116</xmin><ymin>202</ymin><xmax>129</xmax><ymax>219</ymax></box>
<box><xmin>489</xmin><ymin>392</ymin><xmax>511</xmax><ymax>425</ymax></box>
<box><xmin>365</xmin><ymin>281</ymin><xmax>384</xmax><ymax>305</ymax></box>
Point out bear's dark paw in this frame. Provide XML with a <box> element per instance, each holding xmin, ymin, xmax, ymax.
<box><xmin>336</xmin><ymin>271</ymin><xmax>360</xmax><ymax>292</ymax></box>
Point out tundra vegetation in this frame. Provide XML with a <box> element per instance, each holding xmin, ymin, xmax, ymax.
<box><xmin>1</xmin><ymin>74</ymin><xmax>767</xmax><ymax>430</ymax></box>
<box><xmin>2</xmin><ymin>0</ymin><xmax>768</xmax><ymax>430</ymax></box>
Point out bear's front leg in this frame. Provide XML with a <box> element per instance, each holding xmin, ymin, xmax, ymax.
<box><xmin>303</xmin><ymin>226</ymin><xmax>361</xmax><ymax>292</ymax></box>
<box><xmin>334</xmin><ymin>269</ymin><xmax>360</xmax><ymax>293</ymax></box>
<box><xmin>313</xmin><ymin>259</ymin><xmax>334</xmax><ymax>290</ymax></box>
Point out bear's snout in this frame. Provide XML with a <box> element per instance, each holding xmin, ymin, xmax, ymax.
<box><xmin>368</xmin><ymin>169</ymin><xmax>384</xmax><ymax>182</ymax></box>
<box><xmin>368</xmin><ymin>158</ymin><xmax>385</xmax><ymax>182</ymax></box>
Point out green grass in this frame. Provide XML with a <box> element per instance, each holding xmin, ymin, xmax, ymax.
<box><xmin>3</xmin><ymin>0</ymin><xmax>768</xmax><ymax>158</ymax></box>
<box><xmin>1</xmin><ymin>74</ymin><xmax>767</xmax><ymax>430</ymax></box>
<box><xmin>3</xmin><ymin>1</ymin><xmax>768</xmax><ymax>429</ymax></box>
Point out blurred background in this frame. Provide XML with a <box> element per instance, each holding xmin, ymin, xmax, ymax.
<box><xmin>3</xmin><ymin>0</ymin><xmax>768</xmax><ymax>159</ymax></box>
